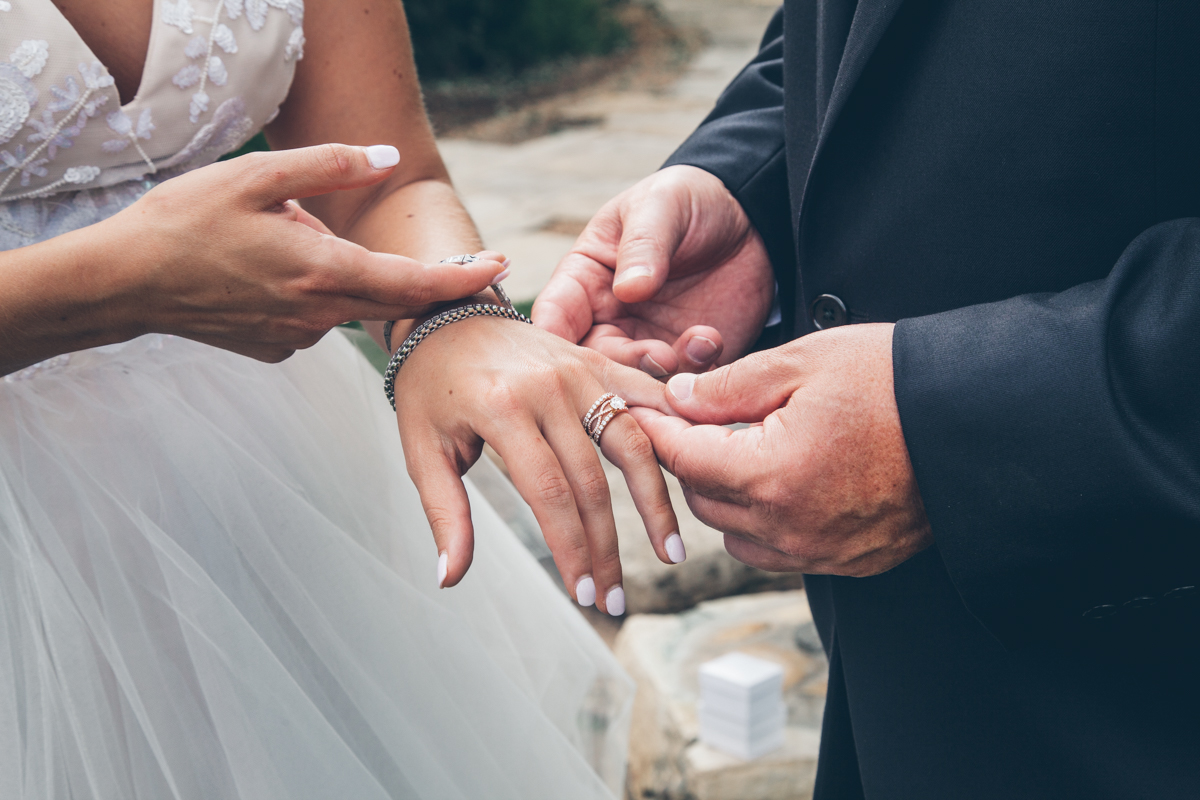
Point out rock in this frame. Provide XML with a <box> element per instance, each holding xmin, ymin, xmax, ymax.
<box><xmin>615</xmin><ymin>591</ymin><xmax>827</xmax><ymax>800</ymax></box>
<box><xmin>603</xmin><ymin>458</ymin><xmax>806</xmax><ymax>614</ymax></box>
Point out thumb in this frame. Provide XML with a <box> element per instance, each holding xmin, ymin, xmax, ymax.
<box><xmin>611</xmin><ymin>193</ymin><xmax>689</xmax><ymax>304</ymax></box>
<box><xmin>664</xmin><ymin>351</ymin><xmax>801</xmax><ymax>424</ymax></box>
<box><xmin>237</xmin><ymin>143</ymin><xmax>401</xmax><ymax>206</ymax></box>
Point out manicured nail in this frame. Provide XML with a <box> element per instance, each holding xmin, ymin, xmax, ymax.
<box><xmin>575</xmin><ymin>576</ymin><xmax>596</xmax><ymax>607</ymax></box>
<box><xmin>365</xmin><ymin>144</ymin><xmax>400</xmax><ymax>169</ymax></box>
<box><xmin>665</xmin><ymin>533</ymin><xmax>686</xmax><ymax>564</ymax></box>
<box><xmin>437</xmin><ymin>551</ymin><xmax>448</xmax><ymax>588</ymax></box>
<box><xmin>613</xmin><ymin>265</ymin><xmax>654</xmax><ymax>286</ymax></box>
<box><xmin>606</xmin><ymin>586</ymin><xmax>626</xmax><ymax>617</ymax></box>
<box><xmin>668</xmin><ymin>372</ymin><xmax>696</xmax><ymax>401</ymax></box>
<box><xmin>686</xmin><ymin>336</ymin><xmax>718</xmax><ymax>364</ymax></box>
<box><xmin>493</xmin><ymin>268</ymin><xmax>511</xmax><ymax>282</ymax></box>
<box><xmin>639</xmin><ymin>354</ymin><xmax>668</xmax><ymax>378</ymax></box>
<box><xmin>502</xmin><ymin>258</ymin><xmax>512</xmax><ymax>268</ymax></box>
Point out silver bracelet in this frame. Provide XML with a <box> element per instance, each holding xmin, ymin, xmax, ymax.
<box><xmin>383</xmin><ymin>303</ymin><xmax>532</xmax><ymax>410</ymax></box>
<box><xmin>383</xmin><ymin>254</ymin><xmax>516</xmax><ymax>354</ymax></box>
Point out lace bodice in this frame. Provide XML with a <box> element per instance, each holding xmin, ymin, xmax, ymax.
<box><xmin>0</xmin><ymin>0</ymin><xmax>303</xmax><ymax>202</ymax></box>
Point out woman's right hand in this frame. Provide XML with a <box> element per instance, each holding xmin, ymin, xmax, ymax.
<box><xmin>103</xmin><ymin>144</ymin><xmax>506</xmax><ymax>362</ymax></box>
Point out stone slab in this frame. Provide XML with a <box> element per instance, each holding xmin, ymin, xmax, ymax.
<box><xmin>615</xmin><ymin>591</ymin><xmax>827</xmax><ymax>800</ymax></box>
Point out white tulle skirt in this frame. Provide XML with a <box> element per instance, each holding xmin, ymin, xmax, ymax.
<box><xmin>0</xmin><ymin>332</ymin><xmax>631</xmax><ymax>799</ymax></box>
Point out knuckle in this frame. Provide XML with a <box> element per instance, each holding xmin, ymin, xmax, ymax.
<box><xmin>534</xmin><ymin>469</ymin><xmax>575</xmax><ymax>510</ymax></box>
<box><xmin>616</xmin><ymin>425</ymin><xmax>656</xmax><ymax>463</ymax></box>
<box><xmin>573</xmin><ymin>466</ymin><xmax>611</xmax><ymax>510</ymax></box>
<box><xmin>315</xmin><ymin>142</ymin><xmax>352</xmax><ymax>180</ymax></box>
<box><xmin>482</xmin><ymin>382</ymin><xmax>522</xmax><ymax>418</ymax></box>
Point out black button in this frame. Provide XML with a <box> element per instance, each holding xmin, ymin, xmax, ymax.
<box><xmin>1123</xmin><ymin>596</ymin><xmax>1157</xmax><ymax>610</ymax></box>
<box><xmin>1164</xmin><ymin>585</ymin><xmax>1196</xmax><ymax>602</ymax></box>
<box><xmin>811</xmin><ymin>294</ymin><xmax>848</xmax><ymax>329</ymax></box>
<box><xmin>1082</xmin><ymin>604</ymin><xmax>1120</xmax><ymax>620</ymax></box>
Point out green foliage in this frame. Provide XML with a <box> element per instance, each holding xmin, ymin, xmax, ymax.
<box><xmin>406</xmin><ymin>0</ymin><xmax>627</xmax><ymax>81</ymax></box>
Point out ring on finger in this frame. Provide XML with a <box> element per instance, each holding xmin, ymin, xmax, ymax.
<box><xmin>582</xmin><ymin>392</ymin><xmax>628</xmax><ymax>444</ymax></box>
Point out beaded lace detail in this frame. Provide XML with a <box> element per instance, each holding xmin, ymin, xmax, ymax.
<box><xmin>0</xmin><ymin>0</ymin><xmax>302</xmax><ymax>202</ymax></box>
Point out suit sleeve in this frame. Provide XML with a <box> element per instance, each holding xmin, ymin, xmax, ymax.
<box><xmin>894</xmin><ymin>219</ymin><xmax>1200</xmax><ymax>649</ymax></box>
<box><xmin>663</xmin><ymin>7</ymin><xmax>797</xmax><ymax>343</ymax></box>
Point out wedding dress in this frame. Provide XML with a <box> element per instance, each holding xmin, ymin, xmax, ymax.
<box><xmin>0</xmin><ymin>2</ymin><xmax>632</xmax><ymax>798</ymax></box>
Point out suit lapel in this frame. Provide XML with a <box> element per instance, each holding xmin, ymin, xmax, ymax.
<box><xmin>792</xmin><ymin>0</ymin><xmax>906</xmax><ymax>333</ymax></box>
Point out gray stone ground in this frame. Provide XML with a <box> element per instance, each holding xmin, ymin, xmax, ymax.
<box><xmin>446</xmin><ymin>0</ymin><xmax>805</xmax><ymax>619</ymax></box>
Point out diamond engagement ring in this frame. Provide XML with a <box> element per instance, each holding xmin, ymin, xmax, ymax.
<box><xmin>583</xmin><ymin>393</ymin><xmax>628</xmax><ymax>444</ymax></box>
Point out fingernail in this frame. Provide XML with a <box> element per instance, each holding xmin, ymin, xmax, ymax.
<box><xmin>365</xmin><ymin>144</ymin><xmax>400</xmax><ymax>169</ymax></box>
<box><xmin>639</xmin><ymin>354</ymin><xmax>668</xmax><ymax>378</ymax></box>
<box><xmin>502</xmin><ymin>258</ymin><xmax>512</xmax><ymax>268</ymax></box>
<box><xmin>613</xmin><ymin>265</ymin><xmax>654</xmax><ymax>287</ymax></box>
<box><xmin>575</xmin><ymin>576</ymin><xmax>596</xmax><ymax>607</ymax></box>
<box><xmin>686</xmin><ymin>336</ymin><xmax>718</xmax><ymax>364</ymax></box>
<box><xmin>493</xmin><ymin>268</ymin><xmax>511</xmax><ymax>282</ymax></box>
<box><xmin>437</xmin><ymin>551</ymin><xmax>448</xmax><ymax>588</ymax></box>
<box><xmin>665</xmin><ymin>533</ymin><xmax>687</xmax><ymax>564</ymax></box>
<box><xmin>668</xmin><ymin>372</ymin><xmax>696</xmax><ymax>401</ymax></box>
<box><xmin>606</xmin><ymin>586</ymin><xmax>626</xmax><ymax>617</ymax></box>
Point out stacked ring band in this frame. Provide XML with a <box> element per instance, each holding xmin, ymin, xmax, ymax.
<box><xmin>582</xmin><ymin>392</ymin><xmax>628</xmax><ymax>444</ymax></box>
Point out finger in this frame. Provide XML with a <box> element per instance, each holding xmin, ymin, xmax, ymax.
<box><xmin>672</xmin><ymin>325</ymin><xmax>724</xmax><ymax>372</ymax></box>
<box><xmin>236</xmin><ymin>143</ymin><xmax>401</xmax><ymax>206</ymax></box>
<box><xmin>664</xmin><ymin>349</ymin><xmax>802</xmax><ymax>424</ymax></box>
<box><xmin>581</xmin><ymin>324</ymin><xmax>681</xmax><ymax>377</ymax></box>
<box><xmin>612</xmin><ymin>194</ymin><xmax>690</xmax><ymax>305</ymax></box>
<box><xmin>597</xmin><ymin>412</ymin><xmax>683</xmax><ymax>567</ymax></box>
<box><xmin>403</xmin><ymin>440</ymin><xmax>477</xmax><ymax>588</ymax></box>
<box><xmin>281</xmin><ymin>199</ymin><xmax>336</xmax><ymax>235</ymax></box>
<box><xmin>628</xmin><ymin>409</ymin><xmax>758</xmax><ymax>504</ymax></box>
<box><xmin>542</xmin><ymin>407</ymin><xmax>625</xmax><ymax>616</ymax></box>
<box><xmin>532</xmin><ymin>266</ymin><xmax>597</xmax><ymax>344</ymax></box>
<box><xmin>305</xmin><ymin>235</ymin><xmax>505</xmax><ymax>309</ymax></box>
<box><xmin>594</xmin><ymin>357</ymin><xmax>676</xmax><ymax>416</ymax></box>
<box><xmin>486</xmin><ymin>421</ymin><xmax>596</xmax><ymax>608</ymax></box>
<box><xmin>680</xmin><ymin>486</ymin><xmax>763</xmax><ymax>539</ymax></box>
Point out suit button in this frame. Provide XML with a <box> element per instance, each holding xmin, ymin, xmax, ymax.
<box><xmin>1082</xmin><ymin>604</ymin><xmax>1120</xmax><ymax>620</ymax></box>
<box><xmin>1123</xmin><ymin>596</ymin><xmax>1157</xmax><ymax>610</ymax></box>
<box><xmin>1164</xmin><ymin>585</ymin><xmax>1196</xmax><ymax>602</ymax></box>
<box><xmin>811</xmin><ymin>294</ymin><xmax>848</xmax><ymax>329</ymax></box>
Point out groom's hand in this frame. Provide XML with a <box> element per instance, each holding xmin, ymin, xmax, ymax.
<box><xmin>533</xmin><ymin>166</ymin><xmax>775</xmax><ymax>377</ymax></box>
<box><xmin>630</xmin><ymin>324</ymin><xmax>934</xmax><ymax>576</ymax></box>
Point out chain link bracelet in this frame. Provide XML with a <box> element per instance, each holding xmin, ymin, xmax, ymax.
<box><xmin>383</xmin><ymin>303</ymin><xmax>532</xmax><ymax>411</ymax></box>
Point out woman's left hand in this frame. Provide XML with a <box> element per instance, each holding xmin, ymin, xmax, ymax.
<box><xmin>393</xmin><ymin>315</ymin><xmax>683</xmax><ymax>616</ymax></box>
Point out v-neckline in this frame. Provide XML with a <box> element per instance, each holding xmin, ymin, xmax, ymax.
<box><xmin>42</xmin><ymin>0</ymin><xmax>164</xmax><ymax>111</ymax></box>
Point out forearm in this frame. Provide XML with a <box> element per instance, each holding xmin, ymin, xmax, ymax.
<box><xmin>311</xmin><ymin>176</ymin><xmax>486</xmax><ymax>352</ymax></box>
<box><xmin>0</xmin><ymin>222</ymin><xmax>140</xmax><ymax>375</ymax></box>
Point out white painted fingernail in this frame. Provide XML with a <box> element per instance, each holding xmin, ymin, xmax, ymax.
<box><xmin>575</xmin><ymin>576</ymin><xmax>596</xmax><ymax>607</ymax></box>
<box><xmin>437</xmin><ymin>552</ymin><xmax>448</xmax><ymax>588</ymax></box>
<box><xmin>665</xmin><ymin>533</ymin><xmax>686</xmax><ymax>564</ymax></box>
<box><xmin>668</xmin><ymin>372</ymin><xmax>696</xmax><ymax>401</ymax></box>
<box><xmin>613</xmin><ymin>265</ymin><xmax>654</xmax><ymax>286</ymax></box>
<box><xmin>365</xmin><ymin>144</ymin><xmax>400</xmax><ymax>169</ymax></box>
<box><xmin>493</xmin><ymin>268</ymin><xmax>511</xmax><ymax>282</ymax></box>
<box><xmin>502</xmin><ymin>258</ymin><xmax>512</xmax><ymax>268</ymax></box>
<box><xmin>606</xmin><ymin>586</ymin><xmax>626</xmax><ymax>617</ymax></box>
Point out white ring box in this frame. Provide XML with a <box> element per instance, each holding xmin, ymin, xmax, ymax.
<box><xmin>698</xmin><ymin>652</ymin><xmax>786</xmax><ymax>760</ymax></box>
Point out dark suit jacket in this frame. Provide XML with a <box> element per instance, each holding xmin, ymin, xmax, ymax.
<box><xmin>665</xmin><ymin>2</ymin><xmax>1200</xmax><ymax>797</ymax></box>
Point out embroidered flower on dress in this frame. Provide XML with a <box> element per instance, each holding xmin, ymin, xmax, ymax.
<box><xmin>103</xmin><ymin>109</ymin><xmax>155</xmax><ymax>153</ymax></box>
<box><xmin>10</xmin><ymin>40</ymin><xmax>51</xmax><ymax>78</ymax></box>
<box><xmin>0</xmin><ymin>145</ymin><xmax>49</xmax><ymax>187</ymax></box>
<box><xmin>213</xmin><ymin>24</ymin><xmax>239</xmax><ymax>54</ymax></box>
<box><xmin>0</xmin><ymin>62</ymin><xmax>38</xmax><ymax>145</ymax></box>
<box><xmin>162</xmin><ymin>0</ymin><xmax>197</xmax><ymax>35</ymax></box>
<box><xmin>284</xmin><ymin>27</ymin><xmax>305</xmax><ymax>62</ymax></box>
<box><xmin>63</xmin><ymin>165</ymin><xmax>100</xmax><ymax>184</ymax></box>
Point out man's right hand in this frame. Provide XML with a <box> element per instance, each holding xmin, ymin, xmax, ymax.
<box><xmin>532</xmin><ymin>165</ymin><xmax>776</xmax><ymax>377</ymax></box>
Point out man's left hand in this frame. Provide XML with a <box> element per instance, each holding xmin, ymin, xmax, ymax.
<box><xmin>630</xmin><ymin>323</ymin><xmax>934</xmax><ymax>576</ymax></box>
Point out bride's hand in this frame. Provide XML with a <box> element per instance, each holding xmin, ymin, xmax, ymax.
<box><xmin>394</xmin><ymin>316</ymin><xmax>683</xmax><ymax>615</ymax></box>
<box><xmin>102</xmin><ymin>144</ymin><xmax>506</xmax><ymax>362</ymax></box>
